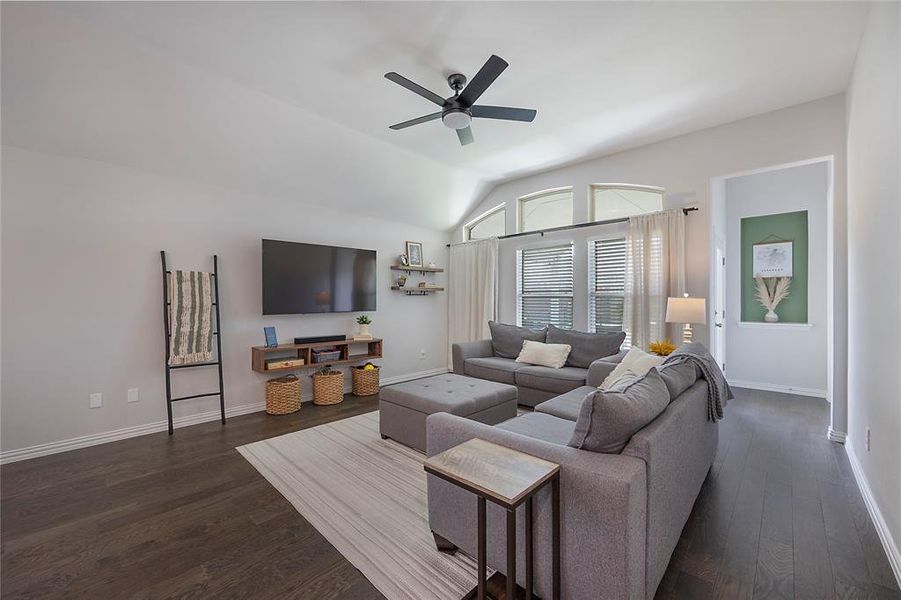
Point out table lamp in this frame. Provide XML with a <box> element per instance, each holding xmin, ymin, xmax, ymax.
<box><xmin>666</xmin><ymin>294</ymin><xmax>707</xmax><ymax>344</ymax></box>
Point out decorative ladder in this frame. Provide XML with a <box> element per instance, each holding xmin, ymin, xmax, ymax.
<box><xmin>160</xmin><ymin>251</ymin><xmax>225</xmax><ymax>434</ymax></box>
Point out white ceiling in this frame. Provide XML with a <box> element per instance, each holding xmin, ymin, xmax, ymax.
<box><xmin>2</xmin><ymin>2</ymin><xmax>870</xmax><ymax>229</ymax></box>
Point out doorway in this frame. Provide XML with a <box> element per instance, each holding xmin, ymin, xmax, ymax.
<box><xmin>708</xmin><ymin>156</ymin><xmax>845</xmax><ymax>441</ymax></box>
<box><xmin>712</xmin><ymin>236</ymin><xmax>726</xmax><ymax>371</ymax></box>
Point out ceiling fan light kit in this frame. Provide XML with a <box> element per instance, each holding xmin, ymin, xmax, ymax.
<box><xmin>384</xmin><ymin>54</ymin><xmax>537</xmax><ymax>146</ymax></box>
<box><xmin>442</xmin><ymin>108</ymin><xmax>471</xmax><ymax>130</ymax></box>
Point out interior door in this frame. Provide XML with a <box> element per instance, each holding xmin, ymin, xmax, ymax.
<box><xmin>713</xmin><ymin>239</ymin><xmax>726</xmax><ymax>371</ymax></box>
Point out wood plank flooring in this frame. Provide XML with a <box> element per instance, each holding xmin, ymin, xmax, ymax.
<box><xmin>2</xmin><ymin>388</ymin><xmax>898</xmax><ymax>599</ymax></box>
<box><xmin>657</xmin><ymin>388</ymin><xmax>900</xmax><ymax>600</ymax></box>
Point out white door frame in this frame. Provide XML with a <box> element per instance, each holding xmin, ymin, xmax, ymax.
<box><xmin>712</xmin><ymin>235</ymin><xmax>726</xmax><ymax>371</ymax></box>
<box><xmin>708</xmin><ymin>155</ymin><xmax>845</xmax><ymax>442</ymax></box>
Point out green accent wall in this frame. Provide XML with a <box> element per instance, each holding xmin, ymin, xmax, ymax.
<box><xmin>740</xmin><ymin>211</ymin><xmax>808</xmax><ymax>322</ymax></box>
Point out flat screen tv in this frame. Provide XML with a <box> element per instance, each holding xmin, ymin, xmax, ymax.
<box><xmin>262</xmin><ymin>239</ymin><xmax>377</xmax><ymax>315</ymax></box>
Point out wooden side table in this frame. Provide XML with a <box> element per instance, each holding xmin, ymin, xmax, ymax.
<box><xmin>423</xmin><ymin>438</ymin><xmax>561</xmax><ymax>600</ymax></box>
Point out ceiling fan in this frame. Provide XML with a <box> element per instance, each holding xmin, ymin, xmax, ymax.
<box><xmin>384</xmin><ymin>54</ymin><xmax>537</xmax><ymax>146</ymax></box>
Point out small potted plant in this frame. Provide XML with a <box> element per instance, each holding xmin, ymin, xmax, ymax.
<box><xmin>355</xmin><ymin>314</ymin><xmax>372</xmax><ymax>340</ymax></box>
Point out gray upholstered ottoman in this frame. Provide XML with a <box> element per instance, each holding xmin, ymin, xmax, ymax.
<box><xmin>379</xmin><ymin>373</ymin><xmax>517</xmax><ymax>452</ymax></box>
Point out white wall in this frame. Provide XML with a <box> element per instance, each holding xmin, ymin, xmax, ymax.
<box><xmin>845</xmin><ymin>2</ymin><xmax>901</xmax><ymax>573</ymax></box>
<box><xmin>724</xmin><ymin>162</ymin><xmax>828</xmax><ymax>395</ymax></box>
<box><xmin>1</xmin><ymin>146</ymin><xmax>449</xmax><ymax>455</ymax></box>
<box><xmin>457</xmin><ymin>95</ymin><xmax>847</xmax><ymax>360</ymax></box>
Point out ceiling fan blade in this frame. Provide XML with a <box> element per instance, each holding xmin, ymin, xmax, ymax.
<box><xmin>471</xmin><ymin>105</ymin><xmax>537</xmax><ymax>122</ymax></box>
<box><xmin>456</xmin><ymin>126</ymin><xmax>474</xmax><ymax>146</ymax></box>
<box><xmin>384</xmin><ymin>72</ymin><xmax>446</xmax><ymax>107</ymax></box>
<box><xmin>458</xmin><ymin>55</ymin><xmax>508</xmax><ymax>107</ymax></box>
<box><xmin>389</xmin><ymin>112</ymin><xmax>442</xmax><ymax>130</ymax></box>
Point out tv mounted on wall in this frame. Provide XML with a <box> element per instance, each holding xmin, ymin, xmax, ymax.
<box><xmin>262</xmin><ymin>239</ymin><xmax>377</xmax><ymax>315</ymax></box>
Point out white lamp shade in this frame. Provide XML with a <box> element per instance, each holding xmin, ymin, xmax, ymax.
<box><xmin>666</xmin><ymin>296</ymin><xmax>707</xmax><ymax>324</ymax></box>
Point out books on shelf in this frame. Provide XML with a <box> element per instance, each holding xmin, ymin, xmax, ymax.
<box><xmin>265</xmin><ymin>357</ymin><xmax>305</xmax><ymax>370</ymax></box>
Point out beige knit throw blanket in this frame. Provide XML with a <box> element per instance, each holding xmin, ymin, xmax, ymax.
<box><xmin>168</xmin><ymin>270</ymin><xmax>214</xmax><ymax>365</ymax></box>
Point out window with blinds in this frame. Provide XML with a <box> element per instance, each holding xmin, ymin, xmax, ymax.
<box><xmin>517</xmin><ymin>245</ymin><xmax>574</xmax><ymax>330</ymax></box>
<box><xmin>589</xmin><ymin>237</ymin><xmax>627</xmax><ymax>338</ymax></box>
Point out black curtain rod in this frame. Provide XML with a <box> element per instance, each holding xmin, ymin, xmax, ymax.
<box><xmin>446</xmin><ymin>206</ymin><xmax>698</xmax><ymax>247</ymax></box>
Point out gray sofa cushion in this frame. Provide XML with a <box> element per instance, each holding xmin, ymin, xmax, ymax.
<box><xmin>569</xmin><ymin>369</ymin><xmax>669</xmax><ymax>453</ymax></box>
<box><xmin>534</xmin><ymin>386</ymin><xmax>597</xmax><ymax>422</ymax></box>
<box><xmin>464</xmin><ymin>356</ymin><xmax>525</xmax><ymax>385</ymax></box>
<box><xmin>656</xmin><ymin>361</ymin><xmax>700</xmax><ymax>400</ymax></box>
<box><xmin>496</xmin><ymin>412</ymin><xmax>576</xmax><ymax>445</ymax></box>
<box><xmin>514</xmin><ymin>365</ymin><xmax>588</xmax><ymax>393</ymax></box>
<box><xmin>488</xmin><ymin>321</ymin><xmax>547</xmax><ymax>358</ymax></box>
<box><xmin>452</xmin><ymin>339</ymin><xmax>493</xmax><ymax>374</ymax></box>
<box><xmin>622</xmin><ymin>379</ymin><xmax>716</xmax><ymax>598</ymax></box>
<box><xmin>546</xmin><ymin>325</ymin><xmax>626</xmax><ymax>368</ymax></box>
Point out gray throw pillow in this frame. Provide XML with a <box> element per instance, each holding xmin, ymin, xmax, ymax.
<box><xmin>546</xmin><ymin>324</ymin><xmax>625</xmax><ymax>368</ymax></box>
<box><xmin>488</xmin><ymin>321</ymin><xmax>547</xmax><ymax>359</ymax></box>
<box><xmin>657</xmin><ymin>360</ymin><xmax>699</xmax><ymax>401</ymax></box>
<box><xmin>568</xmin><ymin>368</ymin><xmax>669</xmax><ymax>453</ymax></box>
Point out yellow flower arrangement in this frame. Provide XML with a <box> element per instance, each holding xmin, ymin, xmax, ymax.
<box><xmin>649</xmin><ymin>339</ymin><xmax>677</xmax><ymax>356</ymax></box>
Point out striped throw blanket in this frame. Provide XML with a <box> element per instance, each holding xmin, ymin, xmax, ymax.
<box><xmin>663</xmin><ymin>342</ymin><xmax>733</xmax><ymax>422</ymax></box>
<box><xmin>168</xmin><ymin>270</ymin><xmax>214</xmax><ymax>365</ymax></box>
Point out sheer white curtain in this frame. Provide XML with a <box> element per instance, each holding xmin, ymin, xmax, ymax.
<box><xmin>623</xmin><ymin>209</ymin><xmax>686</xmax><ymax>349</ymax></box>
<box><xmin>447</xmin><ymin>237</ymin><xmax>499</xmax><ymax>366</ymax></box>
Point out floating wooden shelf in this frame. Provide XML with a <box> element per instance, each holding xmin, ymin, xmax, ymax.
<box><xmin>252</xmin><ymin>338</ymin><xmax>382</xmax><ymax>373</ymax></box>
<box><xmin>390</xmin><ymin>286</ymin><xmax>444</xmax><ymax>295</ymax></box>
<box><xmin>390</xmin><ymin>265</ymin><xmax>444</xmax><ymax>273</ymax></box>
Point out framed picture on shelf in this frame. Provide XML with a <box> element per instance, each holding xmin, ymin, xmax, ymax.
<box><xmin>263</xmin><ymin>326</ymin><xmax>278</xmax><ymax>348</ymax></box>
<box><xmin>405</xmin><ymin>241</ymin><xmax>423</xmax><ymax>267</ymax></box>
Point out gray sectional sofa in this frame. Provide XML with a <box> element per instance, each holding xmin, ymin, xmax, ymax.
<box><xmin>429</xmin><ymin>340</ymin><xmax>719</xmax><ymax>600</ymax></box>
<box><xmin>452</xmin><ymin>322</ymin><xmax>627</xmax><ymax>407</ymax></box>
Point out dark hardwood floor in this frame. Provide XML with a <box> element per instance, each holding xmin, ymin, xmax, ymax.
<box><xmin>2</xmin><ymin>389</ymin><xmax>898</xmax><ymax>599</ymax></box>
<box><xmin>657</xmin><ymin>389</ymin><xmax>900</xmax><ymax>600</ymax></box>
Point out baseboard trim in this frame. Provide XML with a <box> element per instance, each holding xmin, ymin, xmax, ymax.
<box><xmin>845</xmin><ymin>439</ymin><xmax>901</xmax><ymax>589</ymax></box>
<box><xmin>0</xmin><ymin>367</ymin><xmax>449</xmax><ymax>465</ymax></box>
<box><xmin>0</xmin><ymin>401</ymin><xmax>265</xmax><ymax>465</ymax></box>
<box><xmin>827</xmin><ymin>426</ymin><xmax>848</xmax><ymax>444</ymax></box>
<box><xmin>380</xmin><ymin>367</ymin><xmax>448</xmax><ymax>386</ymax></box>
<box><xmin>729</xmin><ymin>379</ymin><xmax>827</xmax><ymax>398</ymax></box>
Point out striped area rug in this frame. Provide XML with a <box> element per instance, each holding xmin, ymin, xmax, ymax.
<box><xmin>237</xmin><ymin>412</ymin><xmax>480</xmax><ymax>599</ymax></box>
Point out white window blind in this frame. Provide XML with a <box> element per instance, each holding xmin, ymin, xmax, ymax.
<box><xmin>589</xmin><ymin>237</ymin><xmax>627</xmax><ymax>341</ymax></box>
<box><xmin>517</xmin><ymin>245</ymin><xmax>574</xmax><ymax>330</ymax></box>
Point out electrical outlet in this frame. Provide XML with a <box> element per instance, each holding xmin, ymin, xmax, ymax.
<box><xmin>89</xmin><ymin>393</ymin><xmax>102</xmax><ymax>409</ymax></box>
<box><xmin>866</xmin><ymin>427</ymin><xmax>871</xmax><ymax>452</ymax></box>
<box><xmin>419</xmin><ymin>349</ymin><xmax>426</xmax><ymax>360</ymax></box>
<box><xmin>127</xmin><ymin>388</ymin><xmax>139</xmax><ymax>403</ymax></box>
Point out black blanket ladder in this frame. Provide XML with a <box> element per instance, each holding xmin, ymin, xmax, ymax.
<box><xmin>160</xmin><ymin>251</ymin><xmax>226</xmax><ymax>434</ymax></box>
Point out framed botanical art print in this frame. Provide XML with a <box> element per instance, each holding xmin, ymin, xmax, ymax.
<box><xmin>405</xmin><ymin>241</ymin><xmax>423</xmax><ymax>267</ymax></box>
<box><xmin>752</xmin><ymin>241</ymin><xmax>793</xmax><ymax>277</ymax></box>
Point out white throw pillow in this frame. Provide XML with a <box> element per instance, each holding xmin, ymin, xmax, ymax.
<box><xmin>600</xmin><ymin>346</ymin><xmax>665</xmax><ymax>390</ymax></box>
<box><xmin>516</xmin><ymin>340</ymin><xmax>572</xmax><ymax>369</ymax></box>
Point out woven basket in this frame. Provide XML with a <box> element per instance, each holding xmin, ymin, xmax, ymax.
<box><xmin>352</xmin><ymin>366</ymin><xmax>380</xmax><ymax>396</ymax></box>
<box><xmin>312</xmin><ymin>370</ymin><xmax>344</xmax><ymax>405</ymax></box>
<box><xmin>265</xmin><ymin>375</ymin><xmax>301</xmax><ymax>415</ymax></box>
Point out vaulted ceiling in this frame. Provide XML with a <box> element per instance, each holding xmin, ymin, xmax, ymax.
<box><xmin>2</xmin><ymin>2</ymin><xmax>870</xmax><ymax>229</ymax></box>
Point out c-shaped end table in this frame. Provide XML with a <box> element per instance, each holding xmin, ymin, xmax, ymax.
<box><xmin>424</xmin><ymin>438</ymin><xmax>561</xmax><ymax>600</ymax></box>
